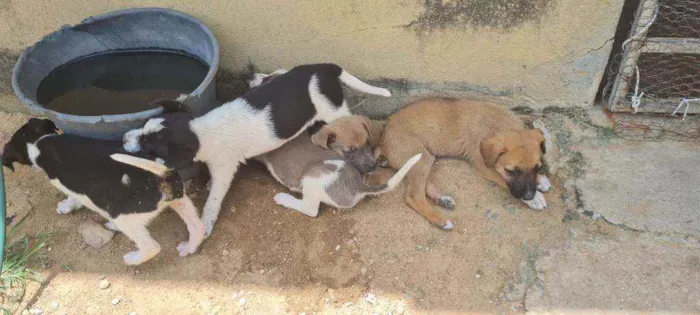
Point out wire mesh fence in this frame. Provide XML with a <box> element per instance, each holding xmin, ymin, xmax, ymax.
<box><xmin>602</xmin><ymin>0</ymin><xmax>700</xmax><ymax>119</ymax></box>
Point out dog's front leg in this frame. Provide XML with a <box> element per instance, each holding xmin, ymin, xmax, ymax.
<box><xmin>171</xmin><ymin>196</ymin><xmax>206</xmax><ymax>256</ymax></box>
<box><xmin>536</xmin><ymin>174</ymin><xmax>552</xmax><ymax>192</ymax></box>
<box><xmin>56</xmin><ymin>196</ymin><xmax>83</xmax><ymax>214</ymax></box>
<box><xmin>201</xmin><ymin>162</ymin><xmax>239</xmax><ymax>237</ymax></box>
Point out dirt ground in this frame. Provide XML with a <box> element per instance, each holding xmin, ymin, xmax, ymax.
<box><xmin>0</xmin><ymin>110</ymin><xmax>654</xmax><ymax>314</ymax></box>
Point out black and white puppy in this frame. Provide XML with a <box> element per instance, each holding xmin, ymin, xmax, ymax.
<box><xmin>2</xmin><ymin>118</ymin><xmax>205</xmax><ymax>265</ymax></box>
<box><xmin>122</xmin><ymin>63</ymin><xmax>391</xmax><ymax>236</ymax></box>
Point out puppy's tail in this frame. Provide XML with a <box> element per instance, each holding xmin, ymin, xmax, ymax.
<box><xmin>339</xmin><ymin>70</ymin><xmax>392</xmax><ymax>97</ymax></box>
<box><xmin>362</xmin><ymin>153</ymin><xmax>422</xmax><ymax>195</ymax></box>
<box><xmin>110</xmin><ymin>154</ymin><xmax>168</xmax><ymax>176</ymax></box>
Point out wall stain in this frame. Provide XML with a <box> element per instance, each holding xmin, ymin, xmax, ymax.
<box><xmin>0</xmin><ymin>49</ymin><xmax>21</xmax><ymax>95</ymax></box>
<box><xmin>407</xmin><ymin>0</ymin><xmax>555</xmax><ymax>33</ymax></box>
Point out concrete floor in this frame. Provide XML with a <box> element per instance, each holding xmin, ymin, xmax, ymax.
<box><xmin>1</xmin><ymin>107</ymin><xmax>699</xmax><ymax>314</ymax></box>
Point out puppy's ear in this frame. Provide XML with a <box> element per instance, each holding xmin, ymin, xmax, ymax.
<box><xmin>2</xmin><ymin>143</ymin><xmax>19</xmax><ymax>172</ymax></box>
<box><xmin>528</xmin><ymin>129</ymin><xmax>546</xmax><ymax>155</ymax></box>
<box><xmin>480</xmin><ymin>135</ymin><xmax>506</xmax><ymax>167</ymax></box>
<box><xmin>311</xmin><ymin>126</ymin><xmax>336</xmax><ymax>149</ymax></box>
<box><xmin>359</xmin><ymin>116</ymin><xmax>372</xmax><ymax>143</ymax></box>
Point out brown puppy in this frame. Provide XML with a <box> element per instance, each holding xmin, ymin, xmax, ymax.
<box><xmin>376</xmin><ymin>97</ymin><xmax>551</xmax><ymax>229</ymax></box>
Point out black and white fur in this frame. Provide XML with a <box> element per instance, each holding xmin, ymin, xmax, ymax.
<box><xmin>2</xmin><ymin>118</ymin><xmax>205</xmax><ymax>265</ymax></box>
<box><xmin>122</xmin><ymin>63</ymin><xmax>391</xmax><ymax>236</ymax></box>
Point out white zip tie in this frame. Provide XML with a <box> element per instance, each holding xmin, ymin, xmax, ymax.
<box><xmin>672</xmin><ymin>98</ymin><xmax>700</xmax><ymax>120</ymax></box>
<box><xmin>630</xmin><ymin>65</ymin><xmax>644</xmax><ymax>113</ymax></box>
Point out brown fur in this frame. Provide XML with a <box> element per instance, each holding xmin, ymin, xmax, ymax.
<box><xmin>376</xmin><ymin>97</ymin><xmax>547</xmax><ymax>229</ymax></box>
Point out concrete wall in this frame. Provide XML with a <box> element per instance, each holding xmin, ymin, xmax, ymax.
<box><xmin>0</xmin><ymin>0</ymin><xmax>624</xmax><ymax>117</ymax></box>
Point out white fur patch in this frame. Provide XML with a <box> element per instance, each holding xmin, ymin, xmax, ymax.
<box><xmin>309</xmin><ymin>75</ymin><xmax>351</xmax><ymax>123</ymax></box>
<box><xmin>323</xmin><ymin>160</ymin><xmax>345</xmax><ymax>169</ymax></box>
<box><xmin>121</xmin><ymin>174</ymin><xmax>130</xmax><ymax>186</ymax></box>
<box><xmin>248</xmin><ymin>73</ymin><xmax>268</xmax><ymax>88</ymax></box>
<box><xmin>537</xmin><ymin>175</ymin><xmax>552</xmax><ymax>192</ymax></box>
<box><xmin>56</xmin><ymin>196</ymin><xmax>83</xmax><ymax>214</ymax></box>
<box><xmin>522</xmin><ymin>191</ymin><xmax>547</xmax><ymax>210</ymax></box>
<box><xmin>27</xmin><ymin>143</ymin><xmax>40</xmax><ymax>167</ymax></box>
<box><xmin>123</xmin><ymin>118</ymin><xmax>165</xmax><ymax>153</ymax></box>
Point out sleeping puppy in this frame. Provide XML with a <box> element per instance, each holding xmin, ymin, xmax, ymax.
<box><xmin>375</xmin><ymin>97</ymin><xmax>552</xmax><ymax>230</ymax></box>
<box><xmin>2</xmin><ymin>118</ymin><xmax>205</xmax><ymax>265</ymax></box>
<box><xmin>255</xmin><ymin>115</ymin><xmax>421</xmax><ymax>217</ymax></box>
<box><xmin>122</xmin><ymin>63</ymin><xmax>391</xmax><ymax>236</ymax></box>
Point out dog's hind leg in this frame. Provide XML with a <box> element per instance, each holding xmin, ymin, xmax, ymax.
<box><xmin>426</xmin><ymin>183</ymin><xmax>456</xmax><ymax>210</ymax></box>
<box><xmin>112</xmin><ymin>214</ymin><xmax>161</xmax><ymax>265</ymax></box>
<box><xmin>404</xmin><ymin>152</ymin><xmax>453</xmax><ymax>230</ymax></box>
<box><xmin>274</xmin><ymin>191</ymin><xmax>322</xmax><ymax>217</ymax></box>
<box><xmin>171</xmin><ymin>197</ymin><xmax>206</xmax><ymax>257</ymax></box>
<box><xmin>201</xmin><ymin>162</ymin><xmax>238</xmax><ymax>237</ymax></box>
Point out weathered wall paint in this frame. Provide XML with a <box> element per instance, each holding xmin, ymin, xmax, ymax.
<box><xmin>0</xmin><ymin>0</ymin><xmax>624</xmax><ymax>116</ymax></box>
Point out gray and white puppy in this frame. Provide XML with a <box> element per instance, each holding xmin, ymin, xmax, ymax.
<box><xmin>255</xmin><ymin>115</ymin><xmax>421</xmax><ymax>217</ymax></box>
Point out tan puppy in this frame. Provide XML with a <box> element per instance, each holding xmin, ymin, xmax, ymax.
<box><xmin>255</xmin><ymin>116</ymin><xmax>420</xmax><ymax>217</ymax></box>
<box><xmin>376</xmin><ymin>97</ymin><xmax>551</xmax><ymax>229</ymax></box>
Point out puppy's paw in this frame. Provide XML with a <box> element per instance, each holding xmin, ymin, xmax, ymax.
<box><xmin>177</xmin><ymin>241</ymin><xmax>197</xmax><ymax>257</ymax></box>
<box><xmin>441</xmin><ymin>220</ymin><xmax>454</xmax><ymax>230</ymax></box>
<box><xmin>56</xmin><ymin>197</ymin><xmax>81</xmax><ymax>214</ymax></box>
<box><xmin>436</xmin><ymin>195</ymin><xmax>456</xmax><ymax>210</ymax></box>
<box><xmin>104</xmin><ymin>222</ymin><xmax>119</xmax><ymax>232</ymax></box>
<box><xmin>123</xmin><ymin>251</ymin><xmax>146</xmax><ymax>265</ymax></box>
<box><xmin>274</xmin><ymin>192</ymin><xmax>297</xmax><ymax>208</ymax></box>
<box><xmin>522</xmin><ymin>191</ymin><xmax>547</xmax><ymax>210</ymax></box>
<box><xmin>537</xmin><ymin>176</ymin><xmax>552</xmax><ymax>192</ymax></box>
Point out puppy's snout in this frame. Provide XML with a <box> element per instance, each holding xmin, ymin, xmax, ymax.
<box><xmin>521</xmin><ymin>188</ymin><xmax>536</xmax><ymax>201</ymax></box>
<box><xmin>508</xmin><ymin>178</ymin><xmax>537</xmax><ymax>200</ymax></box>
<box><xmin>358</xmin><ymin>161</ymin><xmax>376</xmax><ymax>174</ymax></box>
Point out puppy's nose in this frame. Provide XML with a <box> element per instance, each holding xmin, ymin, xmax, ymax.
<box><xmin>521</xmin><ymin>189</ymin><xmax>536</xmax><ymax>201</ymax></box>
<box><xmin>369</xmin><ymin>161</ymin><xmax>377</xmax><ymax>170</ymax></box>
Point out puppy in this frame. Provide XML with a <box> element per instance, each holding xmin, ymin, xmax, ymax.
<box><xmin>2</xmin><ymin>118</ymin><xmax>205</xmax><ymax>265</ymax></box>
<box><xmin>376</xmin><ymin>97</ymin><xmax>552</xmax><ymax>229</ymax></box>
<box><xmin>122</xmin><ymin>63</ymin><xmax>391</xmax><ymax>236</ymax></box>
<box><xmin>255</xmin><ymin>115</ymin><xmax>421</xmax><ymax>217</ymax></box>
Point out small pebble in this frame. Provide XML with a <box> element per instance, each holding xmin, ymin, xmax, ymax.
<box><xmin>335</xmin><ymin>245</ymin><xmax>341</xmax><ymax>251</ymax></box>
<box><xmin>259</xmin><ymin>269</ymin><xmax>265</xmax><ymax>274</ymax></box>
<box><xmin>51</xmin><ymin>301</ymin><xmax>60</xmax><ymax>310</ymax></box>
<box><xmin>361</xmin><ymin>267</ymin><xmax>368</xmax><ymax>275</ymax></box>
<box><xmin>98</xmin><ymin>279</ymin><xmax>110</xmax><ymax>290</ymax></box>
<box><xmin>135</xmin><ymin>270</ymin><xmax>141</xmax><ymax>274</ymax></box>
<box><xmin>396</xmin><ymin>304</ymin><xmax>405</xmax><ymax>314</ymax></box>
<box><xmin>129</xmin><ymin>312</ymin><xmax>137</xmax><ymax>315</ymax></box>
<box><xmin>222</xmin><ymin>249</ymin><xmax>230</xmax><ymax>256</ymax></box>
<box><xmin>237</xmin><ymin>298</ymin><xmax>247</xmax><ymax>307</ymax></box>
<box><xmin>29</xmin><ymin>309</ymin><xmax>43</xmax><ymax>315</ymax></box>
<box><xmin>365</xmin><ymin>293</ymin><xmax>377</xmax><ymax>305</ymax></box>
<box><xmin>112</xmin><ymin>297</ymin><xmax>121</xmax><ymax>305</ymax></box>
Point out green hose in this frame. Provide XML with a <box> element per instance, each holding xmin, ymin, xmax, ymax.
<box><xmin>0</xmin><ymin>156</ymin><xmax>5</xmax><ymax>265</ymax></box>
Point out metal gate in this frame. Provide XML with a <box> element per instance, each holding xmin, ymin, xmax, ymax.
<box><xmin>603</xmin><ymin>0</ymin><xmax>700</xmax><ymax>118</ymax></box>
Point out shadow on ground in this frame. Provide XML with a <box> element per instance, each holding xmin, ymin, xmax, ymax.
<box><xmin>1</xmin><ymin>105</ymin><xmax>698</xmax><ymax>314</ymax></box>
